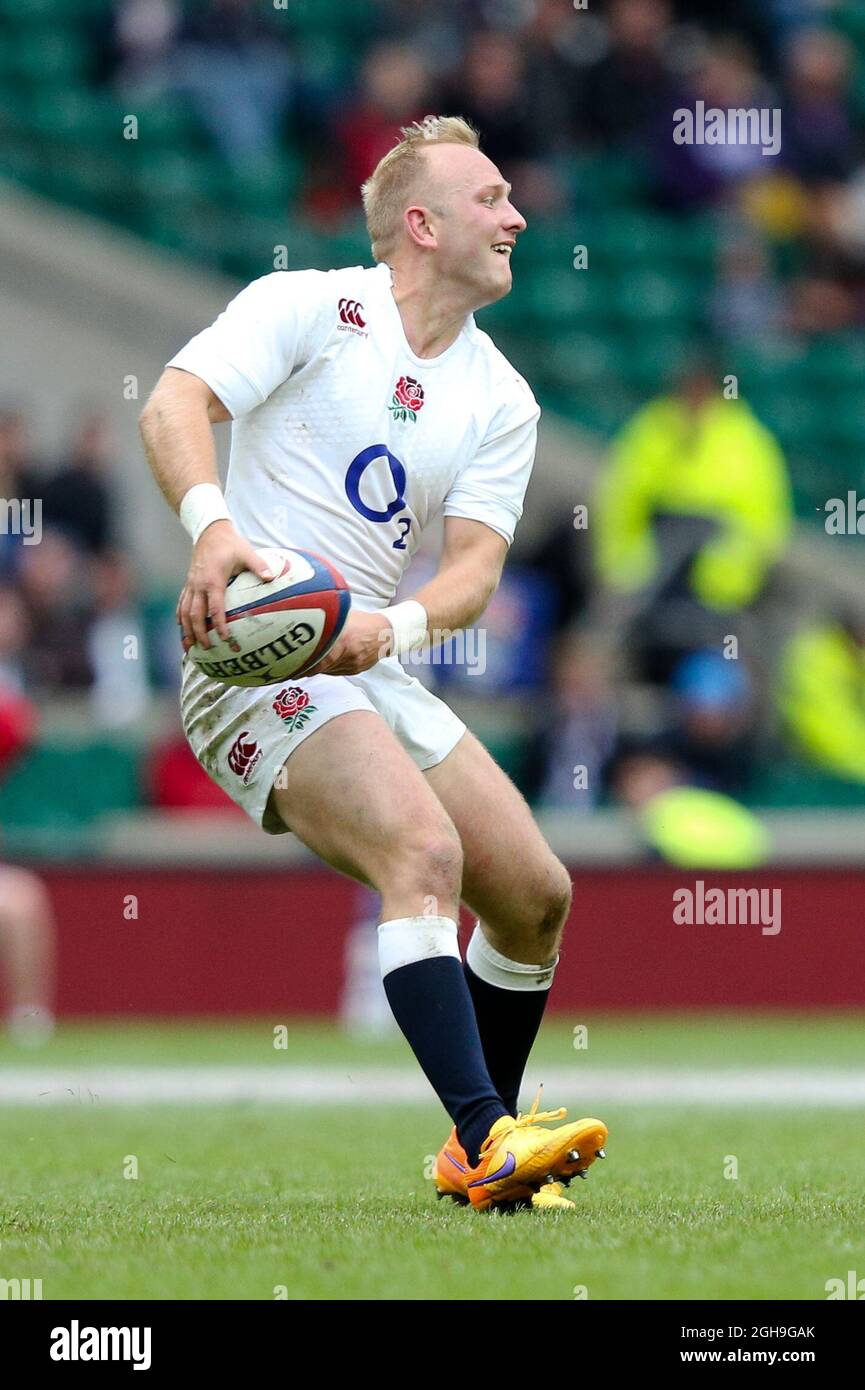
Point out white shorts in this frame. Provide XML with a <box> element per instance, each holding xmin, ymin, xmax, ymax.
<box><xmin>180</xmin><ymin>654</ymin><xmax>467</xmax><ymax>834</ymax></box>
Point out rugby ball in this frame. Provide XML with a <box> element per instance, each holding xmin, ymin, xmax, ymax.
<box><xmin>184</xmin><ymin>547</ymin><xmax>351</xmax><ymax>687</ymax></box>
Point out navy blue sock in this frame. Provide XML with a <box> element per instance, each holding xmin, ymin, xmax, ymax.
<box><xmin>382</xmin><ymin>955</ymin><xmax>508</xmax><ymax>1165</ymax></box>
<box><xmin>464</xmin><ymin>963</ymin><xmax>551</xmax><ymax>1117</ymax></box>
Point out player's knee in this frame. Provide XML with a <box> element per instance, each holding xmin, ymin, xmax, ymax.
<box><xmin>532</xmin><ymin>861</ymin><xmax>572</xmax><ymax>950</ymax></box>
<box><xmin>396</xmin><ymin>819</ymin><xmax>463</xmax><ymax>901</ymax></box>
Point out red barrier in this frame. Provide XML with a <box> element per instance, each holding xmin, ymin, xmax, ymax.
<box><xmin>35</xmin><ymin>867</ymin><xmax>865</xmax><ymax>1014</ymax></box>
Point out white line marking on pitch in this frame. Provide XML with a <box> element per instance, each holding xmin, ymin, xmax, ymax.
<box><xmin>0</xmin><ymin>1066</ymin><xmax>863</xmax><ymax>1106</ymax></box>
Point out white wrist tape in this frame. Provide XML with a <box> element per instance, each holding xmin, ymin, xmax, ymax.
<box><xmin>382</xmin><ymin>599</ymin><xmax>428</xmax><ymax>656</ymax></box>
<box><xmin>179</xmin><ymin>483</ymin><xmax>232</xmax><ymax>545</ymax></box>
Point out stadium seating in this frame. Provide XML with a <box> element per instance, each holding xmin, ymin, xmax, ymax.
<box><xmin>0</xmin><ymin>740</ymin><xmax>142</xmax><ymax>831</ymax></box>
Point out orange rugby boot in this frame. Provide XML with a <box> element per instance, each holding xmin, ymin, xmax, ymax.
<box><xmin>435</xmin><ymin>1126</ymin><xmax>536</xmax><ymax>1206</ymax></box>
<box><xmin>434</xmin><ymin>1128</ymin><xmax>471</xmax><ymax>1203</ymax></box>
<box><xmin>464</xmin><ymin>1102</ymin><xmax>587</xmax><ymax>1212</ymax></box>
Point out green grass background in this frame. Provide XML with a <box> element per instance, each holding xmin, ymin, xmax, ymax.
<box><xmin>1</xmin><ymin>1015</ymin><xmax>863</xmax><ymax>1301</ymax></box>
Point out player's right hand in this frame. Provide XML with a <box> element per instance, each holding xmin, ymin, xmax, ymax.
<box><xmin>178</xmin><ymin>520</ymin><xmax>275</xmax><ymax>651</ymax></box>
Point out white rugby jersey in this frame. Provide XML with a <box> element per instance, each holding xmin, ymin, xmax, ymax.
<box><xmin>167</xmin><ymin>262</ymin><xmax>540</xmax><ymax>608</ymax></box>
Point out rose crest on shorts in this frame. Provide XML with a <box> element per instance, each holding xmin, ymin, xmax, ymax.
<box><xmin>389</xmin><ymin>375</ymin><xmax>424</xmax><ymax>422</ymax></box>
<box><xmin>272</xmin><ymin>686</ymin><xmax>317</xmax><ymax>732</ymax></box>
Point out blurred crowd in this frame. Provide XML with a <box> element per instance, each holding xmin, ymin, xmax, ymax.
<box><xmin>0</xmin><ymin>408</ymin><xmax>153</xmax><ymax>708</ymax></box>
<box><xmin>94</xmin><ymin>0</ymin><xmax>865</xmax><ymax>335</ymax></box>
<box><xmin>523</xmin><ymin>352</ymin><xmax>784</xmax><ymax>813</ymax></box>
<box><xmin>0</xmin><ymin>405</ymin><xmax>241</xmax><ymax>813</ymax></box>
<box><xmin>528</xmin><ymin>347</ymin><xmax>865</xmax><ymax>815</ymax></box>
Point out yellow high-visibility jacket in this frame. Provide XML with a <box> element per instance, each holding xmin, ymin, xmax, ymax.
<box><xmin>779</xmin><ymin>624</ymin><xmax>865</xmax><ymax>783</ymax></box>
<box><xmin>594</xmin><ymin>395</ymin><xmax>793</xmax><ymax>610</ymax></box>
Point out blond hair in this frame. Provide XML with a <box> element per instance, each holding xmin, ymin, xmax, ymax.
<box><xmin>361</xmin><ymin>115</ymin><xmax>480</xmax><ymax>262</ymax></box>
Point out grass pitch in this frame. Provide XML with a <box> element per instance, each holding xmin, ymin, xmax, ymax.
<box><xmin>1</xmin><ymin>1016</ymin><xmax>863</xmax><ymax>1301</ymax></box>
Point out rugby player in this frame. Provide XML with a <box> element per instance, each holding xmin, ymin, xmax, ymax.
<box><xmin>140</xmin><ymin>116</ymin><xmax>608</xmax><ymax>1211</ymax></box>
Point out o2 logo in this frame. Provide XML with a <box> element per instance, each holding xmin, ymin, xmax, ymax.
<box><xmin>345</xmin><ymin>444</ymin><xmax>412</xmax><ymax>549</ymax></box>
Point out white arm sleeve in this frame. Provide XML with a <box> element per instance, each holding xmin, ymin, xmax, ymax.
<box><xmin>443</xmin><ymin>374</ymin><xmax>540</xmax><ymax>545</ymax></box>
<box><xmin>166</xmin><ymin>269</ymin><xmax>333</xmax><ymax>419</ymax></box>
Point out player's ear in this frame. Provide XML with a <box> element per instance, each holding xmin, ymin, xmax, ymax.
<box><xmin>404</xmin><ymin>206</ymin><xmax>438</xmax><ymax>250</ymax></box>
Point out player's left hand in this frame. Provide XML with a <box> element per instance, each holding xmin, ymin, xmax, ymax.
<box><xmin>305</xmin><ymin>610</ymin><xmax>395</xmax><ymax>677</ymax></box>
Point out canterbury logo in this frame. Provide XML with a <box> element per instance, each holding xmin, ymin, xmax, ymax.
<box><xmin>227</xmin><ymin>730</ymin><xmax>262</xmax><ymax>784</ymax></box>
<box><xmin>338</xmin><ymin>298</ymin><xmax>366</xmax><ymax>329</ymax></box>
